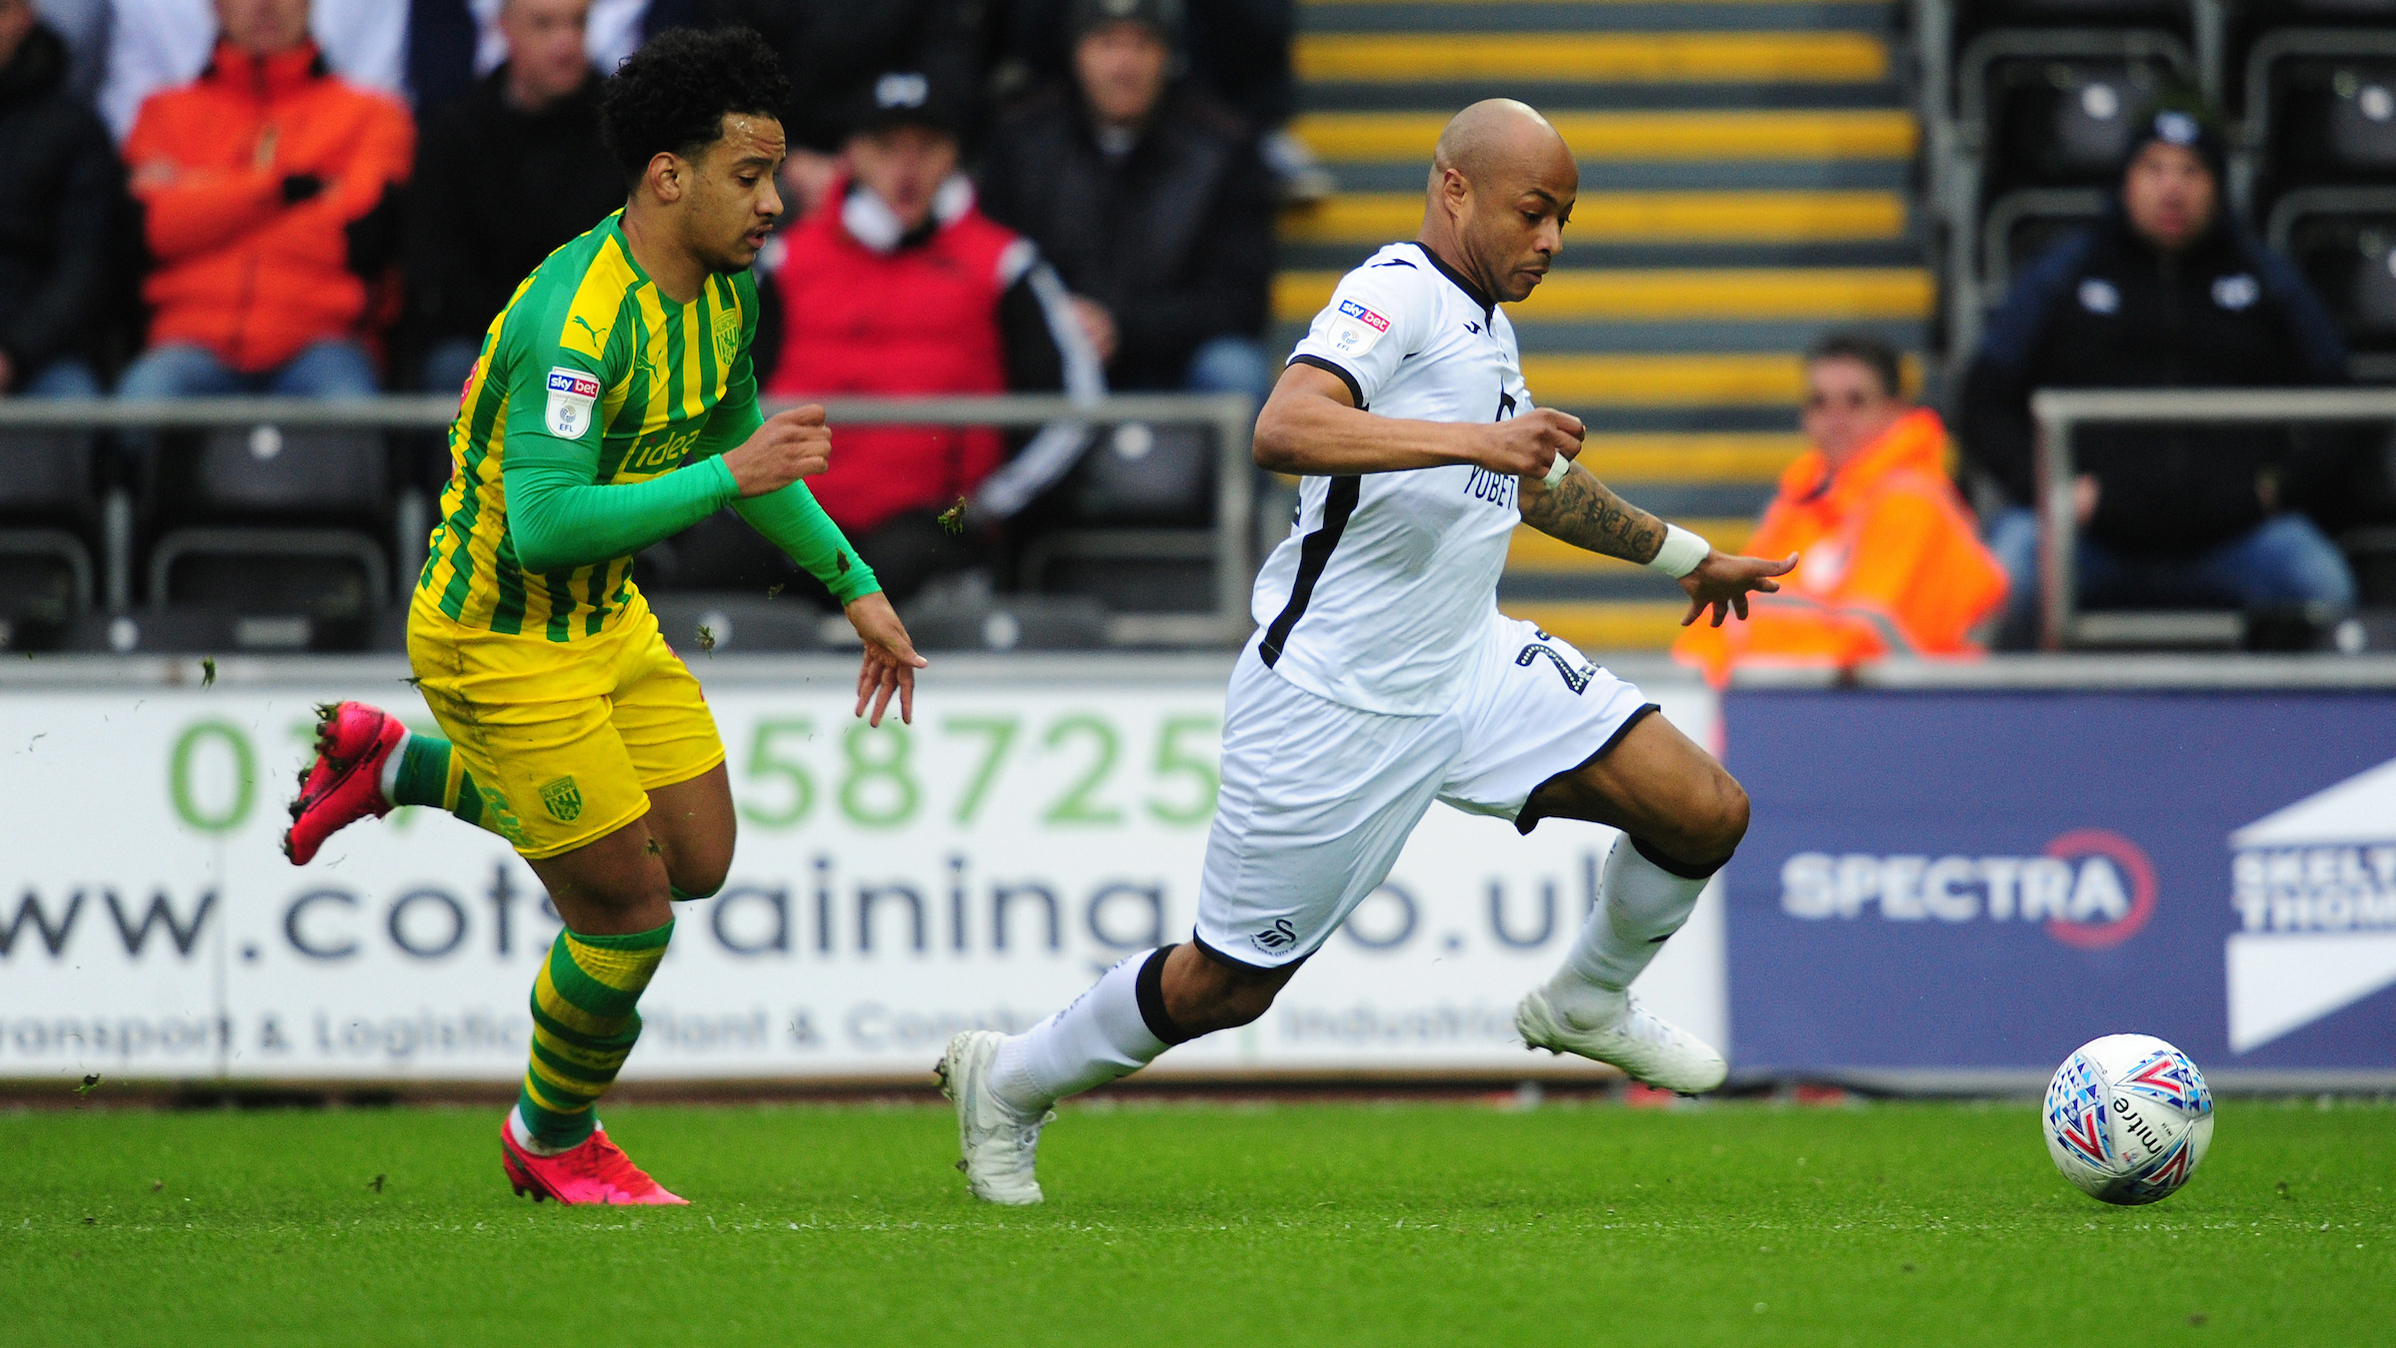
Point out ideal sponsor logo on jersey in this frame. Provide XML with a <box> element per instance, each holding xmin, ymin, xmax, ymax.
<box><xmin>1336</xmin><ymin>298</ymin><xmax>1391</xmax><ymax>333</ymax></box>
<box><xmin>544</xmin><ymin>366</ymin><xmax>602</xmax><ymax>439</ymax></box>
<box><xmin>1778</xmin><ymin>828</ymin><xmax>2155</xmax><ymax>948</ymax></box>
<box><xmin>2223</xmin><ymin>755</ymin><xmax>2396</xmax><ymax>1051</ymax></box>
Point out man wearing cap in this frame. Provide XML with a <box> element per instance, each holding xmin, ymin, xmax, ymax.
<box><xmin>977</xmin><ymin>0</ymin><xmax>1276</xmax><ymax>407</ymax></box>
<box><xmin>1960</xmin><ymin>101</ymin><xmax>2357</xmax><ymax>643</ymax></box>
<box><xmin>727</xmin><ymin>71</ymin><xmax>1103</xmax><ymax>605</ymax></box>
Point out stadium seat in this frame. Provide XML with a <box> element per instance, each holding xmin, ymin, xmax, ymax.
<box><xmin>1980</xmin><ymin>185</ymin><xmax>2110</xmax><ymax>298</ymax></box>
<box><xmin>897</xmin><ymin>586</ymin><xmax>1111</xmax><ymax>651</ymax></box>
<box><xmin>0</xmin><ymin>430</ymin><xmax>98</xmax><ymax>649</ymax></box>
<box><xmin>1066</xmin><ymin>423</ymin><xmax>1217</xmax><ymax>529</ymax></box>
<box><xmin>2269</xmin><ymin>189</ymin><xmax>2396</xmax><ymax>367</ymax></box>
<box><xmin>2257</xmin><ymin>56</ymin><xmax>2396</xmax><ymax>191</ymax></box>
<box><xmin>146</xmin><ymin>424</ymin><xmax>395</xmax><ymax>651</ymax></box>
<box><xmin>1978</xmin><ymin>55</ymin><xmax>2187</xmax><ymax>192</ymax></box>
<box><xmin>641</xmin><ymin>592</ymin><xmax>824</xmax><ymax>653</ymax></box>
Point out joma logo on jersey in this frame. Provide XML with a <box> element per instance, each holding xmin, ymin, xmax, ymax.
<box><xmin>1336</xmin><ymin>298</ymin><xmax>1390</xmax><ymax>332</ymax></box>
<box><xmin>625</xmin><ymin>426</ymin><xmax>702</xmax><ymax>471</ymax></box>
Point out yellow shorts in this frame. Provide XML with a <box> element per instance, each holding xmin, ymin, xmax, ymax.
<box><xmin>405</xmin><ymin>587</ymin><xmax>725</xmax><ymax>860</ymax></box>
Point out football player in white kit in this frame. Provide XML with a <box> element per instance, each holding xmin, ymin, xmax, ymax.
<box><xmin>938</xmin><ymin>99</ymin><xmax>1797</xmax><ymax>1204</ymax></box>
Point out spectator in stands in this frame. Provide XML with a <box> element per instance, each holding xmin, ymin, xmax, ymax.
<box><xmin>1961</xmin><ymin>103</ymin><xmax>2357</xmax><ymax>643</ymax></box>
<box><xmin>30</xmin><ymin>0</ymin><xmax>102</xmax><ymax>104</ymax></box>
<box><xmin>1000</xmin><ymin>0</ymin><xmax>1330</xmax><ymax>201</ymax></box>
<box><xmin>115</xmin><ymin>0</ymin><xmax>412</xmax><ymax>403</ymax></box>
<box><xmin>101</xmin><ymin>0</ymin><xmax>405</xmax><ymax>141</ymax></box>
<box><xmin>977</xmin><ymin>0</ymin><xmax>1275</xmax><ymax>406</ymax></box>
<box><xmin>670</xmin><ymin>71</ymin><xmax>1101</xmax><ymax>604</ymax></box>
<box><xmin>1675</xmin><ymin>334</ymin><xmax>2008</xmax><ymax>684</ymax></box>
<box><xmin>403</xmin><ymin>0</ymin><xmax>622</xmax><ymax>394</ymax></box>
<box><xmin>645</xmin><ymin>0</ymin><xmax>984</xmax><ymax>222</ymax></box>
<box><xmin>0</xmin><ymin>0</ymin><xmax>116</xmax><ymax>397</ymax></box>
<box><xmin>407</xmin><ymin>0</ymin><xmax>651</xmax><ymax>121</ymax></box>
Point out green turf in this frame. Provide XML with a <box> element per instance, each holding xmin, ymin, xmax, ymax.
<box><xmin>1</xmin><ymin>1097</ymin><xmax>2388</xmax><ymax>1346</ymax></box>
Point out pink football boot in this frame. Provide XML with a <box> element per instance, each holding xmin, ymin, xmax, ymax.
<box><xmin>283</xmin><ymin>700</ymin><xmax>405</xmax><ymax>864</ymax></box>
<box><xmin>502</xmin><ymin>1122</ymin><xmax>689</xmax><ymax>1205</ymax></box>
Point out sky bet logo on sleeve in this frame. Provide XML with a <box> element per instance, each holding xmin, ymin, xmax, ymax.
<box><xmin>544</xmin><ymin>368</ymin><xmax>602</xmax><ymax>439</ymax></box>
<box><xmin>1777</xmin><ymin>828</ymin><xmax>2156</xmax><ymax>949</ymax></box>
<box><xmin>1337</xmin><ymin>299</ymin><xmax>1391</xmax><ymax>333</ymax></box>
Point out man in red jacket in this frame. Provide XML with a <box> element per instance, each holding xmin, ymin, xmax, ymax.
<box><xmin>115</xmin><ymin>0</ymin><xmax>411</xmax><ymax>402</ymax></box>
<box><xmin>728</xmin><ymin>70</ymin><xmax>1100</xmax><ymax>604</ymax></box>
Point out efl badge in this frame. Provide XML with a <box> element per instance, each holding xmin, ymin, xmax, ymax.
<box><xmin>545</xmin><ymin>367</ymin><xmax>602</xmax><ymax>439</ymax></box>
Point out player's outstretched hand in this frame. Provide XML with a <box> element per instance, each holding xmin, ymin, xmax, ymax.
<box><xmin>845</xmin><ymin>591</ymin><xmax>927</xmax><ymax>727</ymax></box>
<box><xmin>723</xmin><ymin>406</ymin><xmax>833</xmax><ymax>497</ymax></box>
<box><xmin>1678</xmin><ymin>550</ymin><xmax>1798</xmax><ymax>628</ymax></box>
<box><xmin>1480</xmin><ymin>407</ymin><xmax>1585</xmax><ymax>480</ymax></box>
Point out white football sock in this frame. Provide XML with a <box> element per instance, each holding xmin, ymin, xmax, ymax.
<box><xmin>508</xmin><ymin>1103</ymin><xmax>580</xmax><ymax>1157</ymax></box>
<box><xmin>1548</xmin><ymin>833</ymin><xmax>1711</xmax><ymax>1010</ymax></box>
<box><xmin>990</xmin><ymin>949</ymin><xmax>1170</xmax><ymax>1116</ymax></box>
<box><xmin>377</xmin><ymin>728</ymin><xmax>411</xmax><ymax>806</ymax></box>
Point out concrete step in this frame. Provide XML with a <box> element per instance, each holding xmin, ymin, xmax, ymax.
<box><xmin>1497</xmin><ymin>599</ymin><xmax>1695</xmax><ymax>651</ymax></box>
<box><xmin>1508</xmin><ymin>517</ymin><xmax>1758</xmax><ymax>573</ymax></box>
<box><xmin>1272</xmin><ymin>266</ymin><xmax>1931</xmax><ymax>324</ymax></box>
<box><xmin>1281</xmin><ymin>189</ymin><xmax>1907</xmax><ymax>246</ymax></box>
<box><xmin>1518</xmin><ymin>349</ymin><xmax>1915</xmax><ymax>405</ymax></box>
<box><xmin>1302</xmin><ymin>0</ymin><xmax>1896</xmax><ymax>36</ymax></box>
<box><xmin>1290</xmin><ymin>107</ymin><xmax>1916</xmax><ymax>162</ymax></box>
<box><xmin>1294</xmin><ymin>30</ymin><xmax>1890</xmax><ymax>84</ymax></box>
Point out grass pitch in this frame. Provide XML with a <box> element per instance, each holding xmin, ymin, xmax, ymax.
<box><xmin>2</xmin><ymin>1096</ymin><xmax>2389</xmax><ymax>1347</ymax></box>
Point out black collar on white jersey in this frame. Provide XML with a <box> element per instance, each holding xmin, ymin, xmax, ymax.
<box><xmin>1409</xmin><ymin>241</ymin><xmax>1495</xmax><ymax>324</ymax></box>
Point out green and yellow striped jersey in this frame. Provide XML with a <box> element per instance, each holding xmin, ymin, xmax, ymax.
<box><xmin>419</xmin><ymin>211</ymin><xmax>760</xmax><ymax>640</ymax></box>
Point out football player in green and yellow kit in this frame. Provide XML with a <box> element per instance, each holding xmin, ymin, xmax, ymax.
<box><xmin>284</xmin><ymin>28</ymin><xmax>922</xmax><ymax>1204</ymax></box>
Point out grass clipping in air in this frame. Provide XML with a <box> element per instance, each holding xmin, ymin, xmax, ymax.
<box><xmin>1</xmin><ymin>1099</ymin><xmax>2389</xmax><ymax>1345</ymax></box>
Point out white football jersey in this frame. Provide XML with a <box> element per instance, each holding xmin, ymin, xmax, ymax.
<box><xmin>1254</xmin><ymin>241</ymin><xmax>1534</xmax><ymax>715</ymax></box>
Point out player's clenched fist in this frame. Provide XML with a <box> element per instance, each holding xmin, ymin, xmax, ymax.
<box><xmin>1477</xmin><ymin>407</ymin><xmax>1585</xmax><ymax>480</ymax></box>
<box><xmin>723</xmin><ymin>406</ymin><xmax>833</xmax><ymax>497</ymax></box>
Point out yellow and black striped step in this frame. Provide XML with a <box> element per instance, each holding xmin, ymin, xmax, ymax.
<box><xmin>1280</xmin><ymin>189</ymin><xmax>1906</xmax><ymax>245</ymax></box>
<box><xmin>1290</xmin><ymin>108</ymin><xmax>1916</xmax><ymax>162</ymax></box>
<box><xmin>1272</xmin><ymin>268</ymin><xmax>1932</xmax><ymax>324</ymax></box>
<box><xmin>1295</xmin><ymin>30</ymin><xmax>1888</xmax><ymax>83</ymax></box>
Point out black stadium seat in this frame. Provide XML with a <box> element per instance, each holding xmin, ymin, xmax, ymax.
<box><xmin>147</xmin><ymin>424</ymin><xmax>395</xmax><ymax>651</ymax></box>
<box><xmin>0</xmin><ymin>430</ymin><xmax>99</xmax><ymax>649</ymax></box>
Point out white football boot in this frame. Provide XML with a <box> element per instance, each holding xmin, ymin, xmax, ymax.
<box><xmin>937</xmin><ymin>1030</ymin><xmax>1052</xmax><ymax>1206</ymax></box>
<box><xmin>1515</xmin><ymin>984</ymin><xmax>1728</xmax><ymax>1095</ymax></box>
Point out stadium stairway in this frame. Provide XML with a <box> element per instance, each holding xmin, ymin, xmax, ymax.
<box><xmin>1280</xmin><ymin>0</ymin><xmax>1927</xmax><ymax>651</ymax></box>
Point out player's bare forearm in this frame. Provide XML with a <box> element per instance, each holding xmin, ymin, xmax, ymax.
<box><xmin>1518</xmin><ymin>462</ymin><xmax>1667</xmax><ymax>564</ymax></box>
<box><xmin>1253</xmin><ymin>366</ymin><xmax>1484</xmax><ymax>475</ymax></box>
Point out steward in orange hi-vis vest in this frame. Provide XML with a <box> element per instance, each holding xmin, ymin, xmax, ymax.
<box><xmin>1673</xmin><ymin>407</ymin><xmax>2008</xmax><ymax>685</ymax></box>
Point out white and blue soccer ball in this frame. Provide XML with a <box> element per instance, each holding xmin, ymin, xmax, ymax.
<box><xmin>2043</xmin><ymin>1033</ymin><xmax>2215</xmax><ymax>1205</ymax></box>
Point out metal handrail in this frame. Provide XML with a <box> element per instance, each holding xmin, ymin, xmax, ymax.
<box><xmin>0</xmin><ymin>392</ymin><xmax>1259</xmax><ymax>648</ymax></box>
<box><xmin>2028</xmin><ymin>387</ymin><xmax>2396</xmax><ymax>651</ymax></box>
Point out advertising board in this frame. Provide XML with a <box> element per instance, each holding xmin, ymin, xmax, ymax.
<box><xmin>0</xmin><ymin>656</ymin><xmax>1723</xmax><ymax>1084</ymax></box>
<box><xmin>1723</xmin><ymin>688</ymin><xmax>2396</xmax><ymax>1079</ymax></box>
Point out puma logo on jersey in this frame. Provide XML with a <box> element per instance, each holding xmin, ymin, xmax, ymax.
<box><xmin>571</xmin><ymin>315</ymin><xmax>607</xmax><ymax>343</ymax></box>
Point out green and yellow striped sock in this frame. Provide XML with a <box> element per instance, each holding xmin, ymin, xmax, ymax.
<box><xmin>389</xmin><ymin>732</ymin><xmax>500</xmax><ymax>834</ymax></box>
<box><xmin>515</xmin><ymin>921</ymin><xmax>673</xmax><ymax>1151</ymax></box>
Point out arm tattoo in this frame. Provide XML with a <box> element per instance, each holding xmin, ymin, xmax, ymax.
<box><xmin>1518</xmin><ymin>464</ymin><xmax>1667</xmax><ymax>564</ymax></box>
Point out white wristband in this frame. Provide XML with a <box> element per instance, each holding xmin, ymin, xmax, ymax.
<box><xmin>1645</xmin><ymin>523</ymin><xmax>1710</xmax><ymax>579</ymax></box>
<box><xmin>1540</xmin><ymin>450</ymin><xmax>1575</xmax><ymax>489</ymax></box>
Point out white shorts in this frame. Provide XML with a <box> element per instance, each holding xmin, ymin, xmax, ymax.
<box><xmin>1192</xmin><ymin>614</ymin><xmax>1657</xmax><ymax>970</ymax></box>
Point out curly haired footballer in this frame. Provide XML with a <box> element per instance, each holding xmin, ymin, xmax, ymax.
<box><xmin>599</xmin><ymin>26</ymin><xmax>793</xmax><ymax>183</ymax></box>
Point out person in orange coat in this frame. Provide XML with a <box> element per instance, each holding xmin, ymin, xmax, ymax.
<box><xmin>1674</xmin><ymin>333</ymin><xmax>2008</xmax><ymax>685</ymax></box>
<box><xmin>115</xmin><ymin>0</ymin><xmax>411</xmax><ymax>401</ymax></box>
